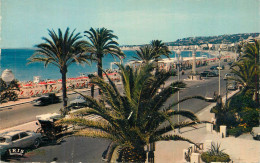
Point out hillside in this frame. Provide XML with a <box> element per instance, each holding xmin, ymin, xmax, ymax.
<box><xmin>165</xmin><ymin>33</ymin><xmax>260</xmax><ymax>46</ymax></box>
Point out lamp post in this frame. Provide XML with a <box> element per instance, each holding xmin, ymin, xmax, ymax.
<box><xmin>218</xmin><ymin>48</ymin><xmax>221</xmax><ymax>96</ymax></box>
<box><xmin>192</xmin><ymin>47</ymin><xmax>197</xmax><ymax>75</ymax></box>
<box><xmin>176</xmin><ymin>49</ymin><xmax>181</xmax><ymax>124</ymax></box>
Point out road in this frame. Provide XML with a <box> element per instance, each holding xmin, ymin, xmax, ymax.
<box><xmin>0</xmin><ymin>63</ymin><xmax>230</xmax><ymax>130</ymax></box>
<box><xmin>0</xmin><ymin>62</ymin><xmax>234</xmax><ymax>162</ymax></box>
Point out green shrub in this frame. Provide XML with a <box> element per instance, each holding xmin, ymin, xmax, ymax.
<box><xmin>201</xmin><ymin>152</ymin><xmax>231</xmax><ymax>163</ymax></box>
<box><xmin>201</xmin><ymin>143</ymin><xmax>231</xmax><ymax>163</ymax></box>
<box><xmin>228</xmin><ymin>127</ymin><xmax>243</xmax><ymax>137</ymax></box>
<box><xmin>228</xmin><ymin>126</ymin><xmax>252</xmax><ymax>137</ymax></box>
<box><xmin>228</xmin><ymin>93</ymin><xmax>257</xmax><ymax>112</ymax></box>
<box><xmin>240</xmin><ymin>107</ymin><xmax>259</xmax><ymax>127</ymax></box>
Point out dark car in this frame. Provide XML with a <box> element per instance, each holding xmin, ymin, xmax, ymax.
<box><xmin>207</xmin><ymin>71</ymin><xmax>218</xmax><ymax>77</ymax></box>
<box><xmin>210</xmin><ymin>66</ymin><xmax>218</xmax><ymax>70</ymax></box>
<box><xmin>32</xmin><ymin>93</ymin><xmax>60</xmax><ymax>106</ymax></box>
<box><xmin>200</xmin><ymin>71</ymin><xmax>210</xmax><ymax>77</ymax></box>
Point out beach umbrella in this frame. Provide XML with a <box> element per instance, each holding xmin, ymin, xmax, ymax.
<box><xmin>75</xmin><ymin>77</ymin><xmax>82</xmax><ymax>80</ymax></box>
<box><xmin>23</xmin><ymin>84</ymin><xmax>33</xmax><ymax>88</ymax></box>
<box><xmin>38</xmin><ymin>81</ymin><xmax>47</xmax><ymax>85</ymax></box>
<box><xmin>47</xmin><ymin>81</ymin><xmax>56</xmax><ymax>85</ymax></box>
<box><xmin>79</xmin><ymin>76</ymin><xmax>88</xmax><ymax>79</ymax></box>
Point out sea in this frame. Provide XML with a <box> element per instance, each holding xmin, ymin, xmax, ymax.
<box><xmin>0</xmin><ymin>49</ymin><xmax>213</xmax><ymax>82</ymax></box>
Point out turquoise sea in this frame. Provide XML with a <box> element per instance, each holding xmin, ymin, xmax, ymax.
<box><xmin>0</xmin><ymin>49</ymin><xmax>212</xmax><ymax>82</ymax></box>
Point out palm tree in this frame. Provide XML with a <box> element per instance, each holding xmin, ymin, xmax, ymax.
<box><xmin>151</xmin><ymin>40</ymin><xmax>171</xmax><ymax>72</ymax></box>
<box><xmin>239</xmin><ymin>40</ymin><xmax>260</xmax><ymax>105</ymax></box>
<box><xmin>132</xmin><ymin>45</ymin><xmax>156</xmax><ymax>64</ymax></box>
<box><xmin>84</xmin><ymin>27</ymin><xmax>125</xmax><ymax>77</ymax></box>
<box><xmin>84</xmin><ymin>27</ymin><xmax>124</xmax><ymax>95</ymax></box>
<box><xmin>28</xmin><ymin>28</ymin><xmax>90</xmax><ymax>107</ymax></box>
<box><xmin>230</xmin><ymin>60</ymin><xmax>255</xmax><ymax>92</ymax></box>
<box><xmin>242</xmin><ymin>40</ymin><xmax>259</xmax><ymax>105</ymax></box>
<box><xmin>59</xmin><ymin>63</ymin><xmax>210</xmax><ymax>162</ymax></box>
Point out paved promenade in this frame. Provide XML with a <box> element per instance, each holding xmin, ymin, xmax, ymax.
<box><xmin>155</xmin><ymin>90</ymin><xmax>260</xmax><ymax>163</ymax></box>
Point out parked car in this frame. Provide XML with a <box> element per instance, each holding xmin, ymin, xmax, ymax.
<box><xmin>224</xmin><ymin>73</ymin><xmax>234</xmax><ymax>80</ymax></box>
<box><xmin>207</xmin><ymin>71</ymin><xmax>218</xmax><ymax>77</ymax></box>
<box><xmin>210</xmin><ymin>66</ymin><xmax>218</xmax><ymax>70</ymax></box>
<box><xmin>251</xmin><ymin>126</ymin><xmax>260</xmax><ymax>140</ymax></box>
<box><xmin>200</xmin><ymin>71</ymin><xmax>210</xmax><ymax>77</ymax></box>
<box><xmin>68</xmin><ymin>95</ymin><xmax>88</xmax><ymax>109</ymax></box>
<box><xmin>32</xmin><ymin>93</ymin><xmax>60</xmax><ymax>106</ymax></box>
<box><xmin>212</xmin><ymin>70</ymin><xmax>219</xmax><ymax>75</ymax></box>
<box><xmin>227</xmin><ymin>81</ymin><xmax>237</xmax><ymax>90</ymax></box>
<box><xmin>0</xmin><ymin>130</ymin><xmax>42</xmax><ymax>156</ymax></box>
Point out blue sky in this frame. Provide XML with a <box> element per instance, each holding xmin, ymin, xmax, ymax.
<box><xmin>0</xmin><ymin>0</ymin><xmax>259</xmax><ymax>48</ymax></box>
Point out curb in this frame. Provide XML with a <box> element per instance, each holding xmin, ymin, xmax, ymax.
<box><xmin>0</xmin><ymin>88</ymin><xmax>92</xmax><ymax>110</ymax></box>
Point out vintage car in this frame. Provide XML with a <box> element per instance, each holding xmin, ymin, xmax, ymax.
<box><xmin>32</xmin><ymin>93</ymin><xmax>60</xmax><ymax>106</ymax></box>
<box><xmin>227</xmin><ymin>81</ymin><xmax>238</xmax><ymax>90</ymax></box>
<box><xmin>0</xmin><ymin>130</ymin><xmax>42</xmax><ymax>156</ymax></box>
<box><xmin>224</xmin><ymin>73</ymin><xmax>234</xmax><ymax>80</ymax></box>
<box><xmin>207</xmin><ymin>71</ymin><xmax>218</xmax><ymax>77</ymax></box>
<box><xmin>200</xmin><ymin>71</ymin><xmax>210</xmax><ymax>77</ymax></box>
<box><xmin>251</xmin><ymin>127</ymin><xmax>260</xmax><ymax>140</ymax></box>
<box><xmin>68</xmin><ymin>95</ymin><xmax>88</xmax><ymax>109</ymax></box>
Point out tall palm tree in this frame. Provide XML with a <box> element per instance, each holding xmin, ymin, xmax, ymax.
<box><xmin>242</xmin><ymin>40</ymin><xmax>259</xmax><ymax>105</ymax></box>
<box><xmin>132</xmin><ymin>45</ymin><xmax>156</xmax><ymax>63</ymax></box>
<box><xmin>230</xmin><ymin>60</ymin><xmax>255</xmax><ymax>91</ymax></box>
<box><xmin>151</xmin><ymin>40</ymin><xmax>171</xmax><ymax>72</ymax></box>
<box><xmin>28</xmin><ymin>28</ymin><xmax>90</xmax><ymax>107</ymax></box>
<box><xmin>84</xmin><ymin>27</ymin><xmax>125</xmax><ymax>77</ymax></box>
<box><xmin>84</xmin><ymin>27</ymin><xmax>125</xmax><ymax>95</ymax></box>
<box><xmin>59</xmin><ymin>63</ymin><xmax>210</xmax><ymax>162</ymax></box>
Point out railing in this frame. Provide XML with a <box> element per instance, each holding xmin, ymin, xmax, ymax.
<box><xmin>184</xmin><ymin>143</ymin><xmax>204</xmax><ymax>162</ymax></box>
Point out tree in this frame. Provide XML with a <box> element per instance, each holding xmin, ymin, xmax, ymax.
<box><xmin>59</xmin><ymin>63</ymin><xmax>211</xmax><ymax>162</ymax></box>
<box><xmin>28</xmin><ymin>28</ymin><xmax>90</xmax><ymax>107</ymax></box>
<box><xmin>230</xmin><ymin>60</ymin><xmax>255</xmax><ymax>92</ymax></box>
<box><xmin>84</xmin><ymin>27</ymin><xmax>125</xmax><ymax>95</ymax></box>
<box><xmin>132</xmin><ymin>45</ymin><xmax>156</xmax><ymax>63</ymax></box>
<box><xmin>151</xmin><ymin>40</ymin><xmax>171</xmax><ymax>72</ymax></box>
<box><xmin>242</xmin><ymin>40</ymin><xmax>259</xmax><ymax>106</ymax></box>
<box><xmin>0</xmin><ymin>79</ymin><xmax>19</xmax><ymax>103</ymax></box>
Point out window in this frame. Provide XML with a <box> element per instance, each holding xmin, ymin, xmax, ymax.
<box><xmin>11</xmin><ymin>134</ymin><xmax>19</xmax><ymax>141</ymax></box>
<box><xmin>20</xmin><ymin>132</ymin><xmax>29</xmax><ymax>138</ymax></box>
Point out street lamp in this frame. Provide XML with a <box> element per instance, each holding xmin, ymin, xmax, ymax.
<box><xmin>176</xmin><ymin>49</ymin><xmax>181</xmax><ymax>125</ymax></box>
<box><xmin>218</xmin><ymin>48</ymin><xmax>221</xmax><ymax>96</ymax></box>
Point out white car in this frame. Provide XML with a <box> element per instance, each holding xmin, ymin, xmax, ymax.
<box><xmin>224</xmin><ymin>73</ymin><xmax>234</xmax><ymax>80</ymax></box>
<box><xmin>251</xmin><ymin>127</ymin><xmax>260</xmax><ymax>140</ymax></box>
<box><xmin>69</xmin><ymin>95</ymin><xmax>88</xmax><ymax>109</ymax></box>
<box><xmin>0</xmin><ymin>130</ymin><xmax>42</xmax><ymax>156</ymax></box>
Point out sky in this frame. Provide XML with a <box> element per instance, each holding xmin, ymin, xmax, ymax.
<box><xmin>0</xmin><ymin>0</ymin><xmax>259</xmax><ymax>48</ymax></box>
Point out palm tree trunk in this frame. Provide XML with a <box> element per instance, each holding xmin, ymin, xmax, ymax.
<box><xmin>98</xmin><ymin>56</ymin><xmax>103</xmax><ymax>95</ymax></box>
<box><xmin>61</xmin><ymin>70</ymin><xmax>68</xmax><ymax>107</ymax></box>
<box><xmin>255</xmin><ymin>51</ymin><xmax>259</xmax><ymax>106</ymax></box>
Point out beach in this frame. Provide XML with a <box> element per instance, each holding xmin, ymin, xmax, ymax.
<box><xmin>0</xmin><ymin>48</ymin><xmax>235</xmax><ymax>100</ymax></box>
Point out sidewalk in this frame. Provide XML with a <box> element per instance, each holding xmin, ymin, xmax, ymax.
<box><xmin>155</xmin><ymin>90</ymin><xmax>260</xmax><ymax>163</ymax></box>
<box><xmin>0</xmin><ymin>88</ymin><xmax>91</xmax><ymax>110</ymax></box>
